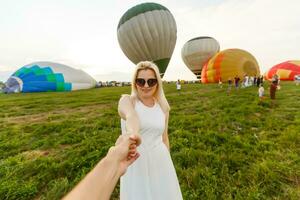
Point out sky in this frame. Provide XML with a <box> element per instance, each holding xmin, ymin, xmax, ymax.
<box><xmin>0</xmin><ymin>0</ymin><xmax>299</xmax><ymax>82</ymax></box>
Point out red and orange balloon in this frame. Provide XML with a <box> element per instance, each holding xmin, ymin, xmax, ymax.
<box><xmin>265</xmin><ymin>60</ymin><xmax>300</xmax><ymax>81</ymax></box>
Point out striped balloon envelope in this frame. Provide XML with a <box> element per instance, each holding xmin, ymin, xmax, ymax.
<box><xmin>117</xmin><ymin>2</ymin><xmax>177</xmax><ymax>77</ymax></box>
<box><xmin>4</xmin><ymin>62</ymin><xmax>96</xmax><ymax>93</ymax></box>
<box><xmin>181</xmin><ymin>37</ymin><xmax>220</xmax><ymax>79</ymax></box>
<box><xmin>264</xmin><ymin>60</ymin><xmax>300</xmax><ymax>81</ymax></box>
<box><xmin>201</xmin><ymin>49</ymin><xmax>260</xmax><ymax>83</ymax></box>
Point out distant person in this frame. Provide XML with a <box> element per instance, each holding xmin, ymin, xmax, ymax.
<box><xmin>260</xmin><ymin>75</ymin><xmax>264</xmax><ymax>86</ymax></box>
<box><xmin>277</xmin><ymin>74</ymin><xmax>281</xmax><ymax>84</ymax></box>
<box><xmin>234</xmin><ymin>76</ymin><xmax>240</xmax><ymax>89</ymax></box>
<box><xmin>270</xmin><ymin>74</ymin><xmax>279</xmax><ymax>106</ymax></box>
<box><xmin>249</xmin><ymin>76</ymin><xmax>253</xmax><ymax>86</ymax></box>
<box><xmin>276</xmin><ymin>74</ymin><xmax>281</xmax><ymax>90</ymax></box>
<box><xmin>254</xmin><ymin>76</ymin><xmax>257</xmax><ymax>85</ymax></box>
<box><xmin>295</xmin><ymin>75</ymin><xmax>300</xmax><ymax>86</ymax></box>
<box><xmin>258</xmin><ymin>84</ymin><xmax>265</xmax><ymax>101</ymax></box>
<box><xmin>218</xmin><ymin>78</ymin><xmax>223</xmax><ymax>88</ymax></box>
<box><xmin>248</xmin><ymin>75</ymin><xmax>251</xmax><ymax>86</ymax></box>
<box><xmin>118</xmin><ymin>61</ymin><xmax>183</xmax><ymax>200</ymax></box>
<box><xmin>227</xmin><ymin>78</ymin><xmax>233</xmax><ymax>94</ymax></box>
<box><xmin>63</xmin><ymin>134</ymin><xmax>141</xmax><ymax>200</ymax></box>
<box><xmin>176</xmin><ymin>79</ymin><xmax>181</xmax><ymax>91</ymax></box>
<box><xmin>256</xmin><ymin>75</ymin><xmax>261</xmax><ymax>87</ymax></box>
<box><xmin>242</xmin><ymin>74</ymin><xmax>247</xmax><ymax>88</ymax></box>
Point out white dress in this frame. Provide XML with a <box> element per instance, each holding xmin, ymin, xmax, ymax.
<box><xmin>120</xmin><ymin>100</ymin><xmax>183</xmax><ymax>200</ymax></box>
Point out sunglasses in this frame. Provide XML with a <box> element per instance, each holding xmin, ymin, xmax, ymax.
<box><xmin>136</xmin><ymin>78</ymin><xmax>158</xmax><ymax>87</ymax></box>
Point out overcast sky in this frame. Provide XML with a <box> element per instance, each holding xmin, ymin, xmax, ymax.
<box><xmin>0</xmin><ymin>0</ymin><xmax>299</xmax><ymax>81</ymax></box>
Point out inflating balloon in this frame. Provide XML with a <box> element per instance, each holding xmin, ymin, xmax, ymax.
<box><xmin>201</xmin><ymin>49</ymin><xmax>260</xmax><ymax>83</ymax></box>
<box><xmin>181</xmin><ymin>37</ymin><xmax>220</xmax><ymax>79</ymax></box>
<box><xmin>117</xmin><ymin>2</ymin><xmax>177</xmax><ymax>77</ymax></box>
<box><xmin>265</xmin><ymin>60</ymin><xmax>300</xmax><ymax>81</ymax></box>
<box><xmin>4</xmin><ymin>62</ymin><xmax>96</xmax><ymax>93</ymax></box>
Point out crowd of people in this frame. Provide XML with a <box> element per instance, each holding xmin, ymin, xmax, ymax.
<box><xmin>217</xmin><ymin>74</ymin><xmax>281</xmax><ymax>106</ymax></box>
<box><xmin>229</xmin><ymin>75</ymin><xmax>265</xmax><ymax>89</ymax></box>
<box><xmin>178</xmin><ymin>74</ymin><xmax>282</xmax><ymax>105</ymax></box>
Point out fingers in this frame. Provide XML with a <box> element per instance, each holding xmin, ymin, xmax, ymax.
<box><xmin>114</xmin><ymin>134</ymin><xmax>141</xmax><ymax>164</ymax></box>
<box><xmin>127</xmin><ymin>143</ymin><xmax>138</xmax><ymax>158</ymax></box>
<box><xmin>128</xmin><ymin>146</ymin><xmax>137</xmax><ymax>156</ymax></box>
<box><xmin>129</xmin><ymin>144</ymin><xmax>136</xmax><ymax>149</ymax></box>
<box><xmin>129</xmin><ymin>134</ymin><xmax>141</xmax><ymax>146</ymax></box>
<box><xmin>127</xmin><ymin>153</ymin><xmax>140</xmax><ymax>165</ymax></box>
<box><xmin>115</xmin><ymin>134</ymin><xmax>132</xmax><ymax>146</ymax></box>
<box><xmin>116</xmin><ymin>133</ymin><xmax>141</xmax><ymax>147</ymax></box>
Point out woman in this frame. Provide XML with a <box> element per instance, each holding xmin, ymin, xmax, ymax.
<box><xmin>176</xmin><ymin>79</ymin><xmax>181</xmax><ymax>91</ymax></box>
<box><xmin>118</xmin><ymin>61</ymin><xmax>183</xmax><ymax>200</ymax></box>
<box><xmin>270</xmin><ymin>74</ymin><xmax>278</xmax><ymax>101</ymax></box>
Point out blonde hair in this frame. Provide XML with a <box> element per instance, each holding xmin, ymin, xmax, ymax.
<box><xmin>130</xmin><ymin>61</ymin><xmax>170</xmax><ymax>113</ymax></box>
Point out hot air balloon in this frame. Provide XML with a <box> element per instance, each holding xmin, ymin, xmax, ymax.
<box><xmin>201</xmin><ymin>49</ymin><xmax>260</xmax><ymax>83</ymax></box>
<box><xmin>264</xmin><ymin>60</ymin><xmax>300</xmax><ymax>81</ymax></box>
<box><xmin>181</xmin><ymin>37</ymin><xmax>220</xmax><ymax>79</ymax></box>
<box><xmin>4</xmin><ymin>62</ymin><xmax>96</xmax><ymax>93</ymax></box>
<box><xmin>117</xmin><ymin>2</ymin><xmax>177</xmax><ymax>77</ymax></box>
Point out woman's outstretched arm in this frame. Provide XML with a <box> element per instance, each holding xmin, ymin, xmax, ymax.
<box><xmin>118</xmin><ymin>95</ymin><xmax>140</xmax><ymax>135</ymax></box>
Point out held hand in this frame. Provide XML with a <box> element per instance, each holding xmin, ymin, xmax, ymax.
<box><xmin>107</xmin><ymin>134</ymin><xmax>142</xmax><ymax>176</ymax></box>
<box><xmin>62</xmin><ymin>134</ymin><xmax>141</xmax><ymax>200</ymax></box>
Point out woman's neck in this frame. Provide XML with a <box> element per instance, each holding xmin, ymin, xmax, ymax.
<box><xmin>139</xmin><ymin>96</ymin><xmax>155</xmax><ymax>107</ymax></box>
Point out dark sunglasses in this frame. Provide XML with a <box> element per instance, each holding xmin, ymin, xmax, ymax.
<box><xmin>136</xmin><ymin>78</ymin><xmax>158</xmax><ymax>87</ymax></box>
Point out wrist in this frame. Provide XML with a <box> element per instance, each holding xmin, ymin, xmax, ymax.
<box><xmin>104</xmin><ymin>147</ymin><xmax>124</xmax><ymax>177</ymax></box>
<box><xmin>105</xmin><ymin>147</ymin><xmax>120</xmax><ymax>165</ymax></box>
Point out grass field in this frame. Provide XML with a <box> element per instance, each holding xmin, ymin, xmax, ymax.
<box><xmin>0</xmin><ymin>82</ymin><xmax>299</xmax><ymax>200</ymax></box>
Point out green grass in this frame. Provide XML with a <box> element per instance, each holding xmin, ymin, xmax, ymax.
<box><xmin>0</xmin><ymin>82</ymin><xmax>299</xmax><ymax>200</ymax></box>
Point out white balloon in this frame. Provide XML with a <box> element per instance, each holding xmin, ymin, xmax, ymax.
<box><xmin>181</xmin><ymin>37</ymin><xmax>220</xmax><ymax>79</ymax></box>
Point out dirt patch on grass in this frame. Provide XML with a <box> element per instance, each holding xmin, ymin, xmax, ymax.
<box><xmin>21</xmin><ymin>144</ymin><xmax>74</xmax><ymax>160</ymax></box>
<box><xmin>21</xmin><ymin>150</ymin><xmax>51</xmax><ymax>159</ymax></box>
<box><xmin>4</xmin><ymin>104</ymin><xmax>110</xmax><ymax>125</ymax></box>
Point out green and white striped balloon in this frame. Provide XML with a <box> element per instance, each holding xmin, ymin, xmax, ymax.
<box><xmin>117</xmin><ymin>2</ymin><xmax>177</xmax><ymax>77</ymax></box>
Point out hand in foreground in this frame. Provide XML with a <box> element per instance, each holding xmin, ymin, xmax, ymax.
<box><xmin>63</xmin><ymin>134</ymin><xmax>142</xmax><ymax>200</ymax></box>
<box><xmin>106</xmin><ymin>134</ymin><xmax>142</xmax><ymax>176</ymax></box>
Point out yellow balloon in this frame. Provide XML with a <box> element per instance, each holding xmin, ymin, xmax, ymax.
<box><xmin>201</xmin><ymin>49</ymin><xmax>260</xmax><ymax>83</ymax></box>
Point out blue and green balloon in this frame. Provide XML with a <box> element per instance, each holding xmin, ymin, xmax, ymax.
<box><xmin>4</xmin><ymin>62</ymin><xmax>96</xmax><ymax>93</ymax></box>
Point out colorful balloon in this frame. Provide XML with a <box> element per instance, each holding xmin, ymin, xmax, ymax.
<box><xmin>201</xmin><ymin>49</ymin><xmax>260</xmax><ymax>83</ymax></box>
<box><xmin>181</xmin><ymin>37</ymin><xmax>220</xmax><ymax>79</ymax></box>
<box><xmin>117</xmin><ymin>2</ymin><xmax>177</xmax><ymax>77</ymax></box>
<box><xmin>4</xmin><ymin>62</ymin><xmax>96</xmax><ymax>93</ymax></box>
<box><xmin>265</xmin><ymin>60</ymin><xmax>300</xmax><ymax>81</ymax></box>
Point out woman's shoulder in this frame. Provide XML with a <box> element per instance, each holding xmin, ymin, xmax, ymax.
<box><xmin>119</xmin><ymin>94</ymin><xmax>137</xmax><ymax>106</ymax></box>
<box><xmin>118</xmin><ymin>94</ymin><xmax>137</xmax><ymax>119</ymax></box>
<box><xmin>156</xmin><ymin>100</ymin><xmax>170</xmax><ymax>115</ymax></box>
<box><xmin>119</xmin><ymin>94</ymin><xmax>134</xmax><ymax>101</ymax></box>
